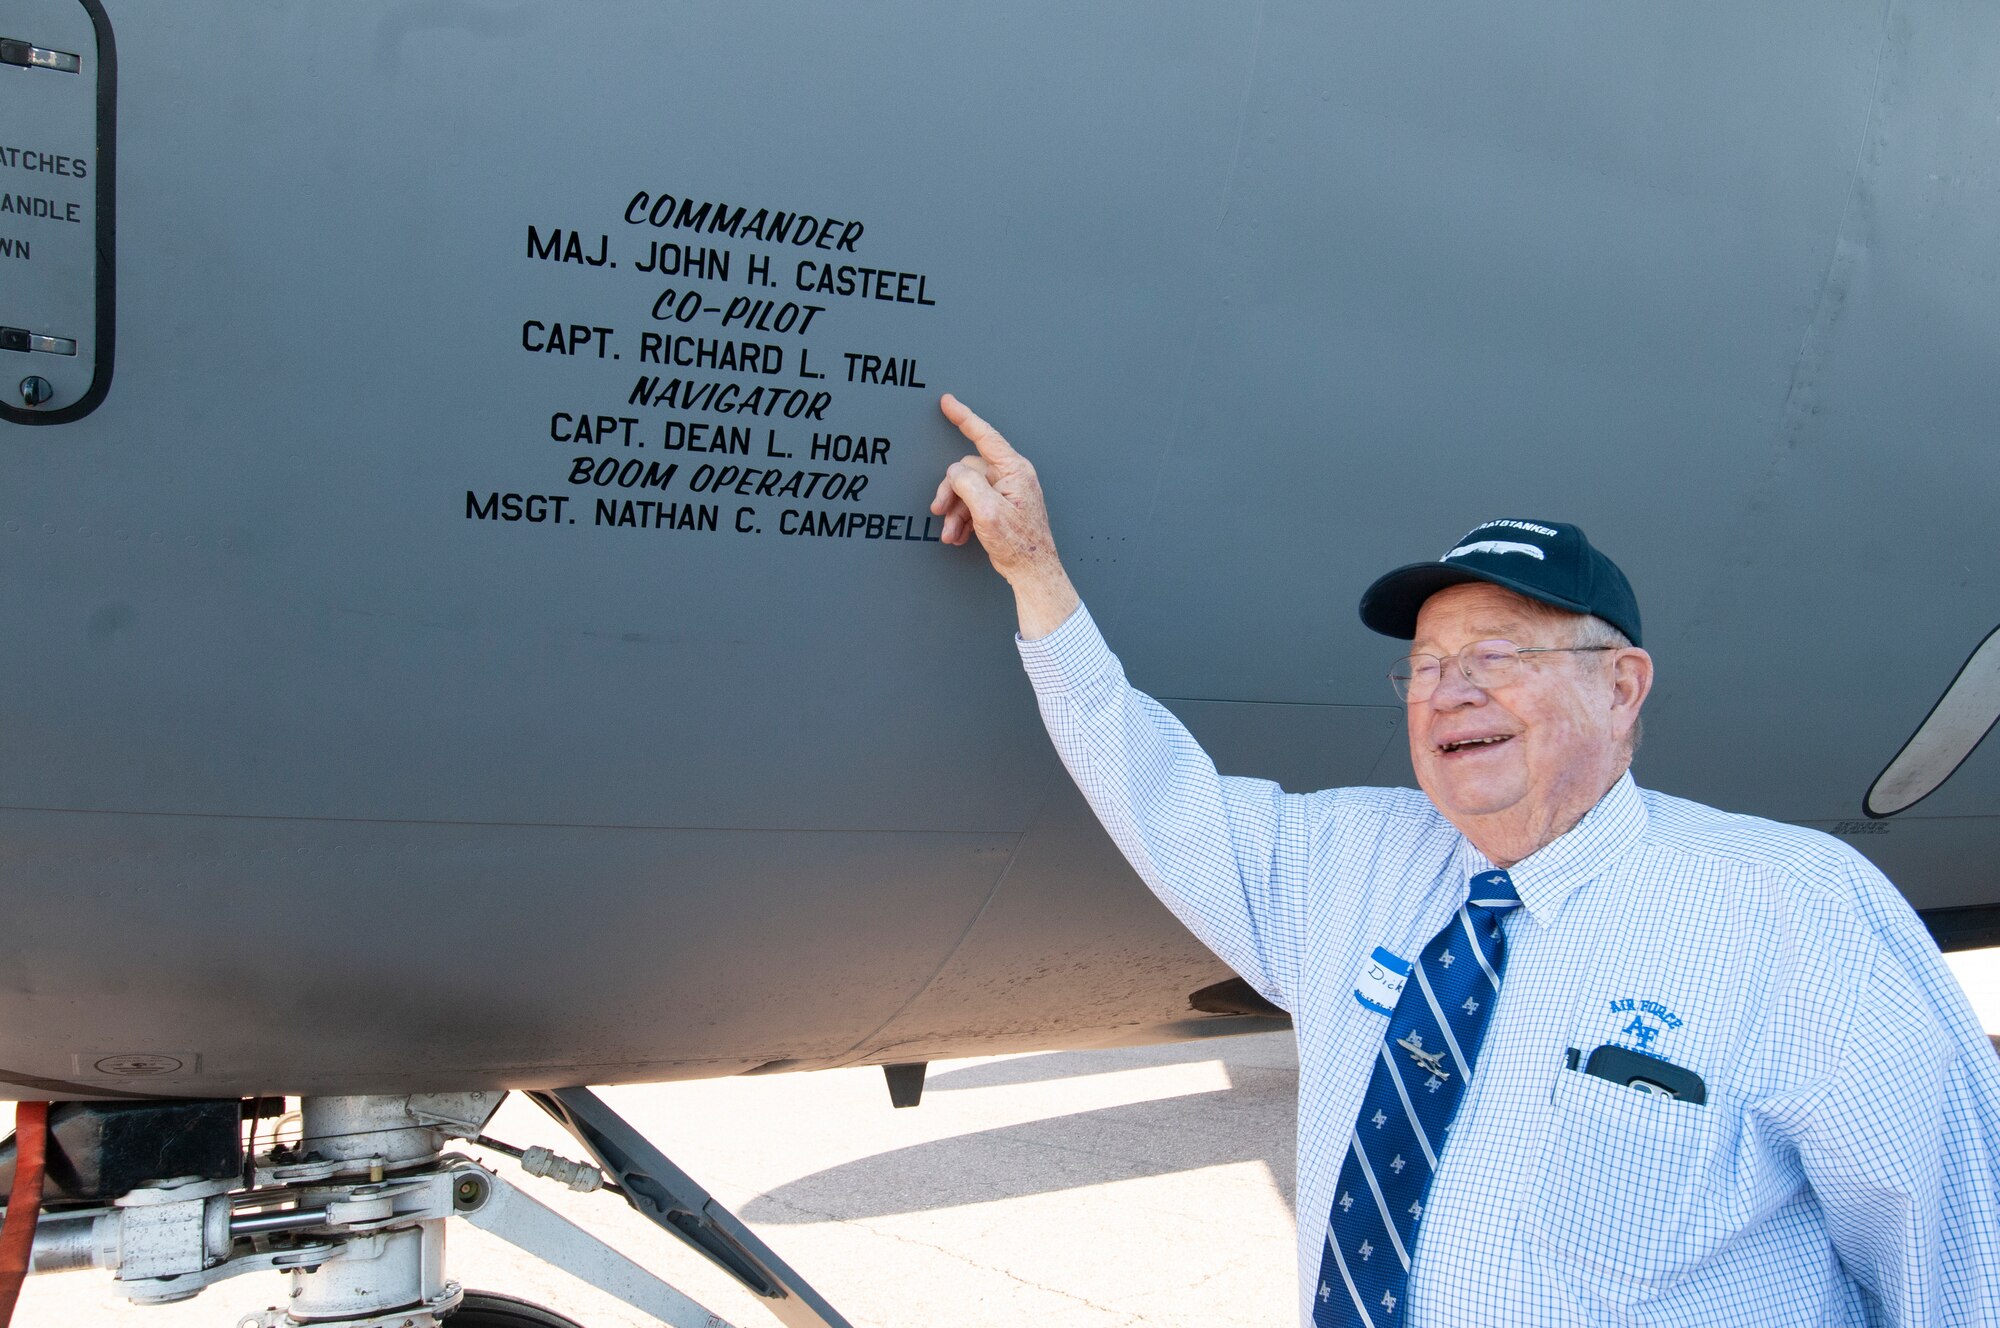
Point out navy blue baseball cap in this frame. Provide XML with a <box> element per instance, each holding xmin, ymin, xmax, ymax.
<box><xmin>1358</xmin><ymin>519</ymin><xmax>1642</xmax><ymax>647</ymax></box>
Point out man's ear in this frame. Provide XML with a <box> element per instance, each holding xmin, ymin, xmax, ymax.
<box><xmin>1610</xmin><ymin>648</ymin><xmax>1653</xmax><ymax>725</ymax></box>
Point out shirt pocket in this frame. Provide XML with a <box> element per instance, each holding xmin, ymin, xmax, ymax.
<box><xmin>1522</xmin><ymin>1066</ymin><xmax>1721</xmax><ymax>1288</ymax></box>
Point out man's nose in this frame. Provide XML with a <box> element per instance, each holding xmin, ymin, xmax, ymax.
<box><xmin>1428</xmin><ymin>653</ymin><xmax>1487</xmax><ymax>706</ymax></box>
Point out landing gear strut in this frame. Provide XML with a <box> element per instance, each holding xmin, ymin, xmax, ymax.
<box><xmin>0</xmin><ymin>1091</ymin><xmax>851</xmax><ymax>1328</ymax></box>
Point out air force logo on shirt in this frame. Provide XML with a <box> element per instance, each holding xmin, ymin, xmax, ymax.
<box><xmin>1355</xmin><ymin>946</ymin><xmax>1412</xmax><ymax>1016</ymax></box>
<box><xmin>1610</xmin><ymin>996</ymin><xmax>1685</xmax><ymax>1051</ymax></box>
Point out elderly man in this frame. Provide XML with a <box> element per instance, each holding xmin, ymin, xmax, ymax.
<box><xmin>930</xmin><ymin>394</ymin><xmax>2000</xmax><ymax>1326</ymax></box>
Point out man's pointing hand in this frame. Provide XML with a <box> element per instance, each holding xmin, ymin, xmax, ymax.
<box><xmin>932</xmin><ymin>394</ymin><xmax>1050</xmax><ymax>565</ymax></box>
<box><xmin>932</xmin><ymin>393</ymin><xmax>1080</xmax><ymax>639</ymax></box>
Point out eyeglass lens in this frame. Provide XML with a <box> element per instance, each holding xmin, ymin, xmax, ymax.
<box><xmin>1389</xmin><ymin>642</ymin><xmax>1525</xmax><ymax>701</ymax></box>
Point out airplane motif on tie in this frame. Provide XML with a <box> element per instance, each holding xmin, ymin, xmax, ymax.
<box><xmin>1395</xmin><ymin>1030</ymin><xmax>1449</xmax><ymax>1082</ymax></box>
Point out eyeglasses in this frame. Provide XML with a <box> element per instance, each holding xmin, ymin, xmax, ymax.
<box><xmin>1389</xmin><ymin>640</ymin><xmax>1617</xmax><ymax>702</ymax></box>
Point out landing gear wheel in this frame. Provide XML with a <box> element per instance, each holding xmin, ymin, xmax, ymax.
<box><xmin>445</xmin><ymin>1290</ymin><xmax>588</xmax><ymax>1328</ymax></box>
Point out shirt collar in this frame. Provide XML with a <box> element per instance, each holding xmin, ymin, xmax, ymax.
<box><xmin>1449</xmin><ymin>772</ymin><xmax>1648</xmax><ymax>924</ymax></box>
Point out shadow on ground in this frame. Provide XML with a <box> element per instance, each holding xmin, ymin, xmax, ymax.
<box><xmin>745</xmin><ymin>1035</ymin><xmax>1298</xmax><ymax>1223</ymax></box>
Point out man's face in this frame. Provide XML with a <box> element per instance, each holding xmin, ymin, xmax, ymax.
<box><xmin>1406</xmin><ymin>583</ymin><xmax>1637</xmax><ymax>849</ymax></box>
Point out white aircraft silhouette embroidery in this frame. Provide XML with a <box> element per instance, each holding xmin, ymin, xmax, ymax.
<box><xmin>1445</xmin><ymin>540</ymin><xmax>1545</xmax><ymax>561</ymax></box>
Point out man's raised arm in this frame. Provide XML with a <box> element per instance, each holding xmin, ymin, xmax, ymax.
<box><xmin>930</xmin><ymin>393</ymin><xmax>1082</xmax><ymax>639</ymax></box>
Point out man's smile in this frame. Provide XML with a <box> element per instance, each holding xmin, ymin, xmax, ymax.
<box><xmin>1435</xmin><ymin>733</ymin><xmax>1517</xmax><ymax>756</ymax></box>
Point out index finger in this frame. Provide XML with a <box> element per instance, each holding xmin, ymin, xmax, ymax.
<box><xmin>940</xmin><ymin>393</ymin><xmax>1018</xmax><ymax>465</ymax></box>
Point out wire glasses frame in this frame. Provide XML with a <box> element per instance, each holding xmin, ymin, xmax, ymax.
<box><xmin>1389</xmin><ymin>641</ymin><xmax>1618</xmax><ymax>702</ymax></box>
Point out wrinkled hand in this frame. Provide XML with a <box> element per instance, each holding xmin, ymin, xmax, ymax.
<box><xmin>931</xmin><ymin>394</ymin><xmax>1058</xmax><ymax>578</ymax></box>
<box><xmin>932</xmin><ymin>393</ymin><xmax>1079</xmax><ymax>637</ymax></box>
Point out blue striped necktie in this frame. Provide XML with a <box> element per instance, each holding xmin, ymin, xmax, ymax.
<box><xmin>1314</xmin><ymin>869</ymin><xmax>1522</xmax><ymax>1326</ymax></box>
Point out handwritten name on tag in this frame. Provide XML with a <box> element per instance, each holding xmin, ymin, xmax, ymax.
<box><xmin>1354</xmin><ymin>946</ymin><xmax>1412</xmax><ymax>1017</ymax></box>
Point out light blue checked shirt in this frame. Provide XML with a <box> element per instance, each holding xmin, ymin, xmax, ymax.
<box><xmin>1019</xmin><ymin>604</ymin><xmax>2000</xmax><ymax>1326</ymax></box>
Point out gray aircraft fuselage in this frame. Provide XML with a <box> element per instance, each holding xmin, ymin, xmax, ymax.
<box><xmin>3</xmin><ymin>0</ymin><xmax>1997</xmax><ymax>1100</ymax></box>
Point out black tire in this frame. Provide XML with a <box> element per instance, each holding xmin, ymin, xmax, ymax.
<box><xmin>445</xmin><ymin>1290</ymin><xmax>588</xmax><ymax>1328</ymax></box>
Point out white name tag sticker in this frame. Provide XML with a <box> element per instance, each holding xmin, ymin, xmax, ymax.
<box><xmin>1355</xmin><ymin>946</ymin><xmax>1412</xmax><ymax>1017</ymax></box>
